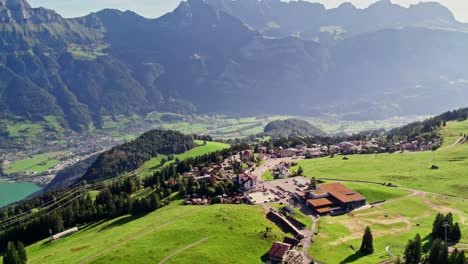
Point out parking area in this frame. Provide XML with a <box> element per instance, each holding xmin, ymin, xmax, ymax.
<box><xmin>248</xmin><ymin>176</ymin><xmax>311</xmax><ymax>205</ymax></box>
<box><xmin>247</xmin><ymin>191</ymin><xmax>277</xmax><ymax>204</ymax></box>
<box><xmin>268</xmin><ymin>177</ymin><xmax>310</xmax><ymax>194</ymax></box>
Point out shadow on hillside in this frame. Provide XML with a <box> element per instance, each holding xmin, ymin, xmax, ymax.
<box><xmin>98</xmin><ymin>213</ymin><xmax>148</xmax><ymax>232</ymax></box>
<box><xmin>340</xmin><ymin>252</ymin><xmax>365</xmax><ymax>264</ymax></box>
<box><xmin>260</xmin><ymin>252</ymin><xmax>269</xmax><ymax>263</ymax></box>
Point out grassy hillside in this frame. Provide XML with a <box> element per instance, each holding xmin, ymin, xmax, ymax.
<box><xmin>294</xmin><ymin>120</ymin><xmax>468</xmax><ymax>197</ymax></box>
<box><xmin>133</xmin><ymin>140</ymin><xmax>230</xmax><ymax>178</ymax></box>
<box><xmin>24</xmin><ymin>202</ymin><xmax>284</xmax><ymax>264</ymax></box>
<box><xmin>309</xmin><ymin>194</ymin><xmax>468</xmax><ymax>263</ymax></box>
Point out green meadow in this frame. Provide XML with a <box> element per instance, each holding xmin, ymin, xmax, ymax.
<box><xmin>133</xmin><ymin>141</ymin><xmax>230</xmax><ymax>178</ymax></box>
<box><xmin>295</xmin><ymin>120</ymin><xmax>468</xmax><ymax>197</ymax></box>
<box><xmin>24</xmin><ymin>203</ymin><xmax>284</xmax><ymax>264</ymax></box>
<box><xmin>3</xmin><ymin>151</ymin><xmax>67</xmax><ymax>176</ymax></box>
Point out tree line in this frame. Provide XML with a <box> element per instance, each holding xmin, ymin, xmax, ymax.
<box><xmin>81</xmin><ymin>130</ymin><xmax>196</xmax><ymax>183</ymax></box>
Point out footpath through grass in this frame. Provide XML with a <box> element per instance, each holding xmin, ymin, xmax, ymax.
<box><xmin>25</xmin><ymin>203</ymin><xmax>284</xmax><ymax>264</ymax></box>
<box><xmin>296</xmin><ymin>120</ymin><xmax>468</xmax><ymax>197</ymax></box>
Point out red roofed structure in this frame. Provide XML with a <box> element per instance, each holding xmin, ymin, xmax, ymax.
<box><xmin>268</xmin><ymin>242</ymin><xmax>291</xmax><ymax>262</ymax></box>
<box><xmin>306</xmin><ymin>182</ymin><xmax>366</xmax><ymax>215</ymax></box>
<box><xmin>319</xmin><ymin>183</ymin><xmax>366</xmax><ymax>204</ymax></box>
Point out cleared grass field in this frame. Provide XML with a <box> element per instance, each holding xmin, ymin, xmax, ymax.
<box><xmin>295</xmin><ymin>120</ymin><xmax>468</xmax><ymax>197</ymax></box>
<box><xmin>25</xmin><ymin>202</ymin><xmax>285</xmax><ymax>264</ymax></box>
<box><xmin>3</xmin><ymin>151</ymin><xmax>67</xmax><ymax>175</ymax></box>
<box><xmin>134</xmin><ymin>141</ymin><xmax>230</xmax><ymax>178</ymax></box>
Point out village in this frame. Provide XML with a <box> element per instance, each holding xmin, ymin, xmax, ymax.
<box><xmin>179</xmin><ymin>144</ymin><xmax>383</xmax><ymax>264</ymax></box>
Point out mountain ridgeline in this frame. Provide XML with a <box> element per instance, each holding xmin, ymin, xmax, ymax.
<box><xmin>0</xmin><ymin>0</ymin><xmax>467</xmax><ymax>134</ymax></box>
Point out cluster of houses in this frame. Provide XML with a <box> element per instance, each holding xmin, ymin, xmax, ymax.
<box><xmin>294</xmin><ymin>182</ymin><xmax>366</xmax><ymax>216</ymax></box>
<box><xmin>266</xmin><ymin>138</ymin><xmax>440</xmax><ymax>158</ymax></box>
<box><xmin>180</xmin><ymin>150</ymin><xmax>261</xmax><ymax>204</ymax></box>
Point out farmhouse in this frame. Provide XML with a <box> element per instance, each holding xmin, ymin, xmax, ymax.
<box><xmin>267</xmin><ymin>242</ymin><xmax>291</xmax><ymax>263</ymax></box>
<box><xmin>273</xmin><ymin>163</ymin><xmax>290</xmax><ymax>179</ymax></box>
<box><xmin>306</xmin><ymin>182</ymin><xmax>366</xmax><ymax>215</ymax></box>
<box><xmin>238</xmin><ymin>173</ymin><xmax>257</xmax><ymax>190</ymax></box>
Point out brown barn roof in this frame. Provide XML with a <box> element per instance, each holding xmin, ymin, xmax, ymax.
<box><xmin>268</xmin><ymin>242</ymin><xmax>290</xmax><ymax>260</ymax></box>
<box><xmin>319</xmin><ymin>183</ymin><xmax>365</xmax><ymax>203</ymax></box>
<box><xmin>307</xmin><ymin>198</ymin><xmax>334</xmax><ymax>208</ymax></box>
<box><xmin>316</xmin><ymin>207</ymin><xmax>331</xmax><ymax>214</ymax></box>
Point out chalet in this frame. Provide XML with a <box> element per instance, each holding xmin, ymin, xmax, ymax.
<box><xmin>273</xmin><ymin>163</ymin><xmax>289</xmax><ymax>179</ymax></box>
<box><xmin>239</xmin><ymin>149</ymin><xmax>254</xmax><ymax>161</ymax></box>
<box><xmin>306</xmin><ymin>182</ymin><xmax>366</xmax><ymax>215</ymax></box>
<box><xmin>238</xmin><ymin>173</ymin><xmax>257</xmax><ymax>190</ymax></box>
<box><xmin>268</xmin><ymin>242</ymin><xmax>291</xmax><ymax>263</ymax></box>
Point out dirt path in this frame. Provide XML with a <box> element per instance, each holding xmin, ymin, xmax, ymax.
<box><xmin>302</xmin><ymin>216</ymin><xmax>318</xmax><ymax>263</ymax></box>
<box><xmin>444</xmin><ymin>136</ymin><xmax>464</xmax><ymax>150</ymax></box>
<box><xmin>78</xmin><ymin>207</ymin><xmax>206</xmax><ymax>264</ymax></box>
<box><xmin>158</xmin><ymin>237</ymin><xmax>209</xmax><ymax>264</ymax></box>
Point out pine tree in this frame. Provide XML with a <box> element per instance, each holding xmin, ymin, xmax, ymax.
<box><xmin>454</xmin><ymin>251</ymin><xmax>466</xmax><ymax>264</ymax></box>
<box><xmin>16</xmin><ymin>242</ymin><xmax>27</xmax><ymax>264</ymax></box>
<box><xmin>432</xmin><ymin>213</ymin><xmax>444</xmax><ymax>240</ymax></box>
<box><xmin>3</xmin><ymin>242</ymin><xmax>19</xmax><ymax>264</ymax></box>
<box><xmin>451</xmin><ymin>223</ymin><xmax>462</xmax><ymax>243</ymax></box>
<box><xmin>297</xmin><ymin>166</ymin><xmax>304</xmax><ymax>176</ymax></box>
<box><xmin>450</xmin><ymin>249</ymin><xmax>459</xmax><ymax>264</ymax></box>
<box><xmin>359</xmin><ymin>226</ymin><xmax>374</xmax><ymax>255</ymax></box>
<box><xmin>428</xmin><ymin>239</ymin><xmax>448</xmax><ymax>264</ymax></box>
<box><xmin>404</xmin><ymin>234</ymin><xmax>422</xmax><ymax>264</ymax></box>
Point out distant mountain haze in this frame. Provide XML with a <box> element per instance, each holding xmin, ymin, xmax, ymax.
<box><xmin>0</xmin><ymin>0</ymin><xmax>467</xmax><ymax>133</ymax></box>
<box><xmin>28</xmin><ymin>0</ymin><xmax>468</xmax><ymax>23</ymax></box>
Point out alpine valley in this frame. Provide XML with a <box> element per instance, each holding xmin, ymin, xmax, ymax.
<box><xmin>0</xmin><ymin>0</ymin><xmax>467</xmax><ymax>137</ymax></box>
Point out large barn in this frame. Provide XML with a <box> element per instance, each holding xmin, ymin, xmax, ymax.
<box><xmin>306</xmin><ymin>182</ymin><xmax>366</xmax><ymax>215</ymax></box>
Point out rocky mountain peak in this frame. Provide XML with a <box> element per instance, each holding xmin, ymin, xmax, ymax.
<box><xmin>0</xmin><ymin>0</ymin><xmax>32</xmax><ymax>22</ymax></box>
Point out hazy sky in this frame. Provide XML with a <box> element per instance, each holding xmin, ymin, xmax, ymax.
<box><xmin>28</xmin><ymin>0</ymin><xmax>468</xmax><ymax>22</ymax></box>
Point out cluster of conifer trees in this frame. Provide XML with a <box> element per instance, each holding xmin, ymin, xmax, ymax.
<box><xmin>2</xmin><ymin>241</ymin><xmax>27</xmax><ymax>264</ymax></box>
<box><xmin>82</xmin><ymin>130</ymin><xmax>197</xmax><ymax>183</ymax></box>
<box><xmin>400</xmin><ymin>212</ymin><xmax>465</xmax><ymax>264</ymax></box>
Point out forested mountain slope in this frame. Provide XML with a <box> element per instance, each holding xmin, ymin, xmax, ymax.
<box><xmin>0</xmin><ymin>0</ymin><xmax>467</xmax><ymax>137</ymax></box>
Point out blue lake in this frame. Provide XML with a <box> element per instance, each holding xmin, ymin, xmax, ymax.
<box><xmin>0</xmin><ymin>180</ymin><xmax>41</xmax><ymax>208</ymax></box>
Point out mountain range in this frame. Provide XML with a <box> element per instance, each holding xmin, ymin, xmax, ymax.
<box><xmin>0</xmin><ymin>0</ymin><xmax>467</xmax><ymax>133</ymax></box>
